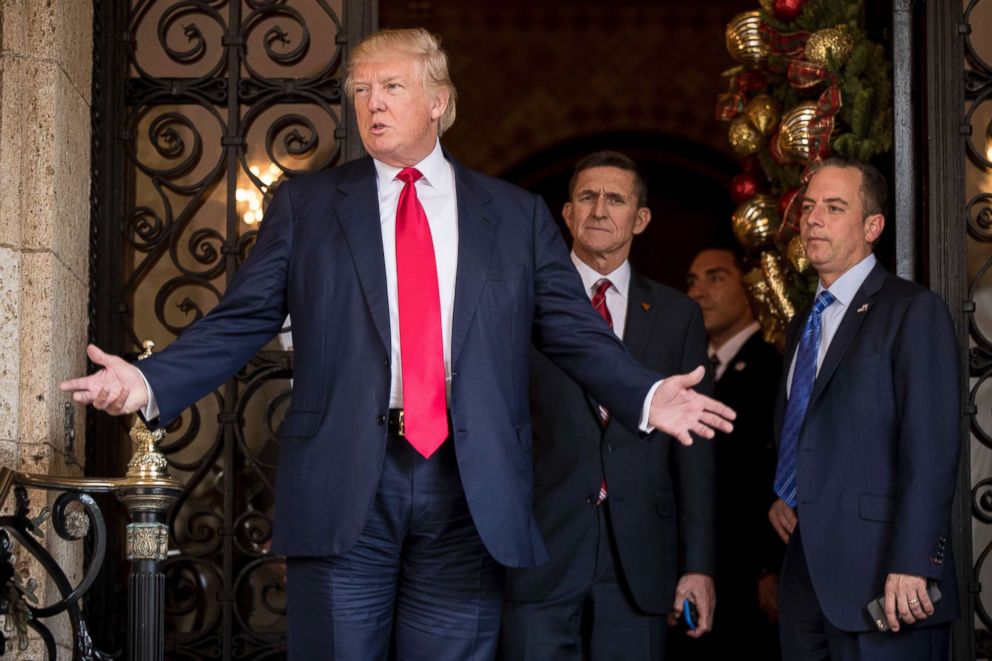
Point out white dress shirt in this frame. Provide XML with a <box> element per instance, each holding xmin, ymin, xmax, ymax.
<box><xmin>709</xmin><ymin>321</ymin><xmax>760</xmax><ymax>382</ymax></box>
<box><xmin>374</xmin><ymin>141</ymin><xmax>458</xmax><ymax>407</ymax></box>
<box><xmin>570</xmin><ymin>253</ymin><xmax>631</xmax><ymax>341</ymax></box>
<box><xmin>786</xmin><ymin>253</ymin><xmax>876</xmax><ymax>396</ymax></box>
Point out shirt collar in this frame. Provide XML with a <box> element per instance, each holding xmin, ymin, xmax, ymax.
<box><xmin>372</xmin><ymin>140</ymin><xmax>450</xmax><ymax>199</ymax></box>
<box><xmin>817</xmin><ymin>252</ymin><xmax>876</xmax><ymax>307</ymax></box>
<box><xmin>711</xmin><ymin>321</ymin><xmax>760</xmax><ymax>366</ymax></box>
<box><xmin>570</xmin><ymin>253</ymin><xmax>631</xmax><ymax>299</ymax></box>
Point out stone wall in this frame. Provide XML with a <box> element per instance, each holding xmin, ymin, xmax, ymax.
<box><xmin>0</xmin><ymin>0</ymin><xmax>93</xmax><ymax>657</ymax></box>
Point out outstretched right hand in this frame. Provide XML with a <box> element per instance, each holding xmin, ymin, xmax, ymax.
<box><xmin>59</xmin><ymin>344</ymin><xmax>149</xmax><ymax>416</ymax></box>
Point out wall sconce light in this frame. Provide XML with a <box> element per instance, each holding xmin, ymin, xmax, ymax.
<box><xmin>237</xmin><ymin>163</ymin><xmax>282</xmax><ymax>225</ymax></box>
<box><xmin>986</xmin><ymin>120</ymin><xmax>992</xmax><ymax>164</ymax></box>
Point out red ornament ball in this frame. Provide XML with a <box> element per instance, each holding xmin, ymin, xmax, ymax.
<box><xmin>778</xmin><ymin>187</ymin><xmax>802</xmax><ymax>232</ymax></box>
<box><xmin>730</xmin><ymin>171</ymin><xmax>761</xmax><ymax>204</ymax></box>
<box><xmin>740</xmin><ymin>70</ymin><xmax>768</xmax><ymax>93</ymax></box>
<box><xmin>773</xmin><ymin>0</ymin><xmax>804</xmax><ymax>22</ymax></box>
<box><xmin>779</xmin><ymin>187</ymin><xmax>801</xmax><ymax>220</ymax></box>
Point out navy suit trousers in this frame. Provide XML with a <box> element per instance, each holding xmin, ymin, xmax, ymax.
<box><xmin>286</xmin><ymin>433</ymin><xmax>503</xmax><ymax>661</ymax></box>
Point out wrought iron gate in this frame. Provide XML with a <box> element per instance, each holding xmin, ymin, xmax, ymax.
<box><xmin>88</xmin><ymin>1</ymin><xmax>376</xmax><ymax>657</ymax></box>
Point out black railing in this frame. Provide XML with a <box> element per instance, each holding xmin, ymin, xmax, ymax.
<box><xmin>1</xmin><ymin>375</ymin><xmax>183</xmax><ymax>660</ymax></box>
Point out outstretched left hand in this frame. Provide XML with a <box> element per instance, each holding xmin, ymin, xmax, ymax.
<box><xmin>649</xmin><ymin>366</ymin><xmax>735</xmax><ymax>445</ymax></box>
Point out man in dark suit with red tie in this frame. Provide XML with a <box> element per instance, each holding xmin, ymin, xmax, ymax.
<box><xmin>768</xmin><ymin>157</ymin><xmax>960</xmax><ymax>661</ymax></box>
<box><xmin>500</xmin><ymin>151</ymin><xmax>716</xmax><ymax>660</ymax></box>
<box><xmin>60</xmin><ymin>31</ymin><xmax>734</xmax><ymax>660</ymax></box>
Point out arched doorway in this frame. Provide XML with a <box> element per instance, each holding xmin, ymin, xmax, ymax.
<box><xmin>501</xmin><ymin>132</ymin><xmax>738</xmax><ymax>289</ymax></box>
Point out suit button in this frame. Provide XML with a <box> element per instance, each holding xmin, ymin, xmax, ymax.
<box><xmin>377</xmin><ymin>414</ymin><xmax>386</xmax><ymax>425</ymax></box>
<box><xmin>586</xmin><ymin>495</ymin><xmax>596</xmax><ymax>504</ymax></box>
<box><xmin>603</xmin><ymin>443</ymin><xmax>613</xmax><ymax>453</ymax></box>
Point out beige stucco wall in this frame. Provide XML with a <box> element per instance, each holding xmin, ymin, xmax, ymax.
<box><xmin>0</xmin><ymin>0</ymin><xmax>93</xmax><ymax>657</ymax></box>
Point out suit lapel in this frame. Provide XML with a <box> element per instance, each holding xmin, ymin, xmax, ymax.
<box><xmin>808</xmin><ymin>263</ymin><xmax>886</xmax><ymax>406</ymax></box>
<box><xmin>450</xmin><ymin>159</ymin><xmax>497</xmax><ymax>366</ymax></box>
<box><xmin>332</xmin><ymin>157</ymin><xmax>391</xmax><ymax>354</ymax></box>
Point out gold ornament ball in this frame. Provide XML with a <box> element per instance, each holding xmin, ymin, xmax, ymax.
<box><xmin>726</xmin><ymin>12</ymin><xmax>769</xmax><ymax>64</ymax></box>
<box><xmin>728</xmin><ymin>116</ymin><xmax>764</xmax><ymax>156</ymax></box>
<box><xmin>732</xmin><ymin>195</ymin><xmax>781</xmax><ymax>250</ymax></box>
<box><xmin>778</xmin><ymin>101</ymin><xmax>820</xmax><ymax>164</ymax></box>
<box><xmin>787</xmin><ymin>235</ymin><xmax>810</xmax><ymax>272</ymax></box>
<box><xmin>745</xmin><ymin>95</ymin><xmax>780</xmax><ymax>137</ymax></box>
<box><xmin>759</xmin><ymin>250</ymin><xmax>796</xmax><ymax>321</ymax></box>
<box><xmin>805</xmin><ymin>25</ymin><xmax>854</xmax><ymax>67</ymax></box>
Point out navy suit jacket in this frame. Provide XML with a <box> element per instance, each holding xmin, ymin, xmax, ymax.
<box><xmin>776</xmin><ymin>262</ymin><xmax>961</xmax><ymax>631</ymax></box>
<box><xmin>139</xmin><ymin>154</ymin><xmax>661</xmax><ymax>566</ymax></box>
<box><xmin>505</xmin><ymin>272</ymin><xmax>715</xmax><ymax>614</ymax></box>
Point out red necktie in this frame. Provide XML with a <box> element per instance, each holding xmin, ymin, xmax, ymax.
<box><xmin>591</xmin><ymin>278</ymin><xmax>612</xmax><ymax>504</ymax></box>
<box><xmin>591</xmin><ymin>278</ymin><xmax>613</xmax><ymax>427</ymax></box>
<box><xmin>396</xmin><ymin>168</ymin><xmax>447</xmax><ymax>458</ymax></box>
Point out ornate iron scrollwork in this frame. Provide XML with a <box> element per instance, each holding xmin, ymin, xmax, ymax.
<box><xmin>0</xmin><ymin>476</ymin><xmax>112</xmax><ymax>660</ymax></box>
<box><xmin>93</xmin><ymin>1</ymin><xmax>351</xmax><ymax>655</ymax></box>
<box><xmin>964</xmin><ymin>0</ymin><xmax>992</xmax><ymax>655</ymax></box>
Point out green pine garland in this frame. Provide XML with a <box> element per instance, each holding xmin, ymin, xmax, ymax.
<box><xmin>723</xmin><ymin>0</ymin><xmax>892</xmax><ymax>315</ymax></box>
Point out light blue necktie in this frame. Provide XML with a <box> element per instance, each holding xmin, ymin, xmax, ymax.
<box><xmin>773</xmin><ymin>290</ymin><xmax>836</xmax><ymax>508</ymax></box>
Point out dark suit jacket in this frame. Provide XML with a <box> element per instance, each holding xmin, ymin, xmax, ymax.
<box><xmin>776</xmin><ymin>263</ymin><xmax>961</xmax><ymax>631</ymax></box>
<box><xmin>503</xmin><ymin>272</ymin><xmax>715</xmax><ymax>614</ymax></box>
<box><xmin>138</xmin><ymin>154</ymin><xmax>662</xmax><ymax>566</ymax></box>
<box><xmin>712</xmin><ymin>331</ymin><xmax>783</xmax><ymax>606</ymax></box>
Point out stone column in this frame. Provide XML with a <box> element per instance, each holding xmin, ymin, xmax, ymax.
<box><xmin>0</xmin><ymin>0</ymin><xmax>93</xmax><ymax>657</ymax></box>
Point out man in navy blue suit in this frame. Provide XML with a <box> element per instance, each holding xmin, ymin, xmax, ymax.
<box><xmin>767</xmin><ymin>157</ymin><xmax>960</xmax><ymax>661</ymax></box>
<box><xmin>61</xmin><ymin>29</ymin><xmax>734</xmax><ymax>660</ymax></box>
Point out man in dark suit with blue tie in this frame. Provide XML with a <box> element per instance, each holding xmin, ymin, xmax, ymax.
<box><xmin>500</xmin><ymin>152</ymin><xmax>716</xmax><ymax>660</ymax></box>
<box><xmin>60</xmin><ymin>29</ymin><xmax>734</xmax><ymax>660</ymax></box>
<box><xmin>767</xmin><ymin>157</ymin><xmax>960</xmax><ymax>661</ymax></box>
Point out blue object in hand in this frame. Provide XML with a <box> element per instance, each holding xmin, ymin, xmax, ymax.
<box><xmin>683</xmin><ymin>599</ymin><xmax>698</xmax><ymax>630</ymax></box>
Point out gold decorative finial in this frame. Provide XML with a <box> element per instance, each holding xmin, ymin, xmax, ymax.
<box><xmin>138</xmin><ymin>340</ymin><xmax>155</xmax><ymax>361</ymax></box>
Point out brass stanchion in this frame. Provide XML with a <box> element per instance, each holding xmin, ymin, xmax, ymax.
<box><xmin>13</xmin><ymin>340</ymin><xmax>183</xmax><ymax>661</ymax></box>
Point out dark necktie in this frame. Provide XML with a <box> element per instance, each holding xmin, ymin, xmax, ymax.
<box><xmin>709</xmin><ymin>352</ymin><xmax>721</xmax><ymax>381</ymax></box>
<box><xmin>773</xmin><ymin>290</ymin><xmax>836</xmax><ymax>507</ymax></box>
<box><xmin>591</xmin><ymin>278</ymin><xmax>613</xmax><ymax>504</ymax></box>
<box><xmin>396</xmin><ymin>168</ymin><xmax>447</xmax><ymax>458</ymax></box>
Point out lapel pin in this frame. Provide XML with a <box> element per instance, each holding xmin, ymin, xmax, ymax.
<box><xmin>641</xmin><ymin>302</ymin><xmax>651</xmax><ymax>311</ymax></box>
<box><xmin>734</xmin><ymin>361</ymin><xmax>746</xmax><ymax>372</ymax></box>
<box><xmin>857</xmin><ymin>303</ymin><xmax>870</xmax><ymax>314</ymax></box>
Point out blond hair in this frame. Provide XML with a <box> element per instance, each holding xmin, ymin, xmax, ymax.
<box><xmin>345</xmin><ymin>28</ymin><xmax>458</xmax><ymax>135</ymax></box>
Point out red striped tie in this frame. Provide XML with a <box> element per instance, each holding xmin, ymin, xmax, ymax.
<box><xmin>396</xmin><ymin>168</ymin><xmax>448</xmax><ymax>458</ymax></box>
<box><xmin>591</xmin><ymin>278</ymin><xmax>612</xmax><ymax>504</ymax></box>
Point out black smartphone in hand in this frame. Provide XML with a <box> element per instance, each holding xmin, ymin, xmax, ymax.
<box><xmin>865</xmin><ymin>582</ymin><xmax>941</xmax><ymax>632</ymax></box>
